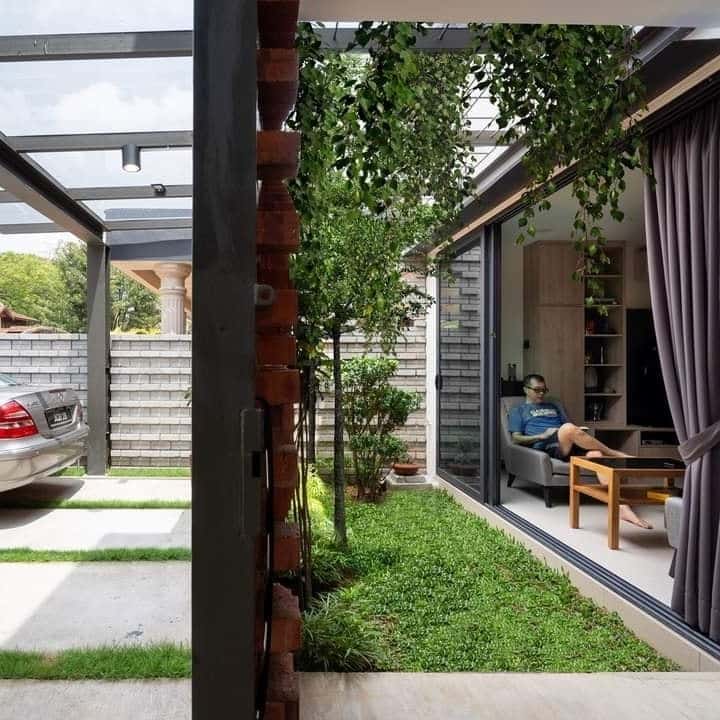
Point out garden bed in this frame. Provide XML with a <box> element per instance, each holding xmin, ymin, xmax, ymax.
<box><xmin>301</xmin><ymin>481</ymin><xmax>676</xmax><ymax>672</ymax></box>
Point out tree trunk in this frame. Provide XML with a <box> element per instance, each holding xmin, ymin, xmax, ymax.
<box><xmin>307</xmin><ymin>361</ymin><xmax>317</xmax><ymax>466</ymax></box>
<box><xmin>331</xmin><ymin>327</ymin><xmax>347</xmax><ymax>546</ymax></box>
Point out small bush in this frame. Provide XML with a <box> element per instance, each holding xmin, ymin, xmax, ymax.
<box><xmin>298</xmin><ymin>595</ymin><xmax>389</xmax><ymax>672</ymax></box>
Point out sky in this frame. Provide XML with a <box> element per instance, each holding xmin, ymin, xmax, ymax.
<box><xmin>0</xmin><ymin>1</ymin><xmax>193</xmax><ymax>258</ymax></box>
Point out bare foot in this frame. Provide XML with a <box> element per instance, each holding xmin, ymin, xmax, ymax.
<box><xmin>620</xmin><ymin>504</ymin><xmax>653</xmax><ymax>529</ymax></box>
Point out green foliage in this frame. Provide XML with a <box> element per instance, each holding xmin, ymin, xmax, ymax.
<box><xmin>309</xmin><ymin>490</ymin><xmax>676</xmax><ymax>672</ymax></box>
<box><xmin>0</xmin><ymin>252</ymin><xmax>66</xmax><ymax>328</ymax></box>
<box><xmin>0</xmin><ymin>548</ymin><xmax>191</xmax><ymax>562</ymax></box>
<box><xmin>471</xmin><ymin>24</ymin><xmax>648</xmax><ymax>290</ymax></box>
<box><xmin>54</xmin><ymin>241</ymin><xmax>161</xmax><ymax>331</ymax></box>
<box><xmin>299</xmin><ymin>594</ymin><xmax>390</xmax><ymax>672</ymax></box>
<box><xmin>0</xmin><ymin>644</ymin><xmax>190</xmax><ymax>679</ymax></box>
<box><xmin>343</xmin><ymin>356</ymin><xmax>420</xmax><ymax>499</ymax></box>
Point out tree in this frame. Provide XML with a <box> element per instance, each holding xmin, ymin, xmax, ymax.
<box><xmin>0</xmin><ymin>252</ymin><xmax>67</xmax><ymax>328</ymax></box>
<box><xmin>54</xmin><ymin>241</ymin><xmax>160</xmax><ymax>332</ymax></box>
<box><xmin>289</xmin><ymin>24</ymin><xmax>476</xmax><ymax>546</ymax></box>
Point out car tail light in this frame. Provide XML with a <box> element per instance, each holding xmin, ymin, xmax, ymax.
<box><xmin>0</xmin><ymin>400</ymin><xmax>39</xmax><ymax>439</ymax></box>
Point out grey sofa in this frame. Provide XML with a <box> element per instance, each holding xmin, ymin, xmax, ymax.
<box><xmin>500</xmin><ymin>396</ymin><xmax>595</xmax><ymax>508</ymax></box>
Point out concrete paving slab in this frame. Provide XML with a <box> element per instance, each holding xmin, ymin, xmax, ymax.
<box><xmin>300</xmin><ymin>672</ymin><xmax>720</xmax><ymax>720</ymax></box>
<box><xmin>0</xmin><ymin>508</ymin><xmax>190</xmax><ymax>550</ymax></box>
<box><xmin>0</xmin><ymin>680</ymin><xmax>190</xmax><ymax>720</ymax></box>
<box><xmin>0</xmin><ymin>562</ymin><xmax>190</xmax><ymax>651</ymax></box>
<box><xmin>0</xmin><ymin>477</ymin><xmax>191</xmax><ymax>503</ymax></box>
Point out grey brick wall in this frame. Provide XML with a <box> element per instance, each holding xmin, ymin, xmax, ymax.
<box><xmin>0</xmin><ymin>320</ymin><xmax>427</xmax><ymax>468</ymax></box>
<box><xmin>315</xmin><ymin>275</ymin><xmax>428</xmax><ymax>465</ymax></box>
<box><xmin>0</xmin><ymin>334</ymin><xmax>191</xmax><ymax>468</ymax></box>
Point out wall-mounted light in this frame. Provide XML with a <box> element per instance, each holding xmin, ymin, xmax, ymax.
<box><xmin>122</xmin><ymin>143</ymin><xmax>141</xmax><ymax>173</ymax></box>
<box><xmin>151</xmin><ymin>183</ymin><xmax>167</xmax><ymax>196</ymax></box>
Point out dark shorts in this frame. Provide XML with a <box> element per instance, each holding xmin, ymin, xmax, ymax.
<box><xmin>533</xmin><ymin>430</ymin><xmax>584</xmax><ymax>461</ymax></box>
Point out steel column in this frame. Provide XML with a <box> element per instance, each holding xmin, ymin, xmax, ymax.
<box><xmin>192</xmin><ymin>0</ymin><xmax>257</xmax><ymax>717</ymax></box>
<box><xmin>86</xmin><ymin>242</ymin><xmax>110</xmax><ymax>476</ymax></box>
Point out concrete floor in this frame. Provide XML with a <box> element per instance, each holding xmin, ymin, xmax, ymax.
<box><xmin>1</xmin><ymin>477</ymin><xmax>191</xmax><ymax>503</ymax></box>
<box><xmin>501</xmin><ymin>479</ymin><xmax>674</xmax><ymax>605</ymax></box>
<box><xmin>299</xmin><ymin>672</ymin><xmax>720</xmax><ymax>720</ymax></box>
<box><xmin>0</xmin><ymin>508</ymin><xmax>190</xmax><ymax>550</ymax></box>
<box><xmin>0</xmin><ymin>680</ymin><xmax>190</xmax><ymax>720</ymax></box>
<box><xmin>0</xmin><ymin>562</ymin><xmax>190</xmax><ymax>651</ymax></box>
<box><xmin>2</xmin><ymin>672</ymin><xmax>720</xmax><ymax>720</ymax></box>
<box><xmin>0</xmin><ymin>477</ymin><xmax>191</xmax><ymax>652</ymax></box>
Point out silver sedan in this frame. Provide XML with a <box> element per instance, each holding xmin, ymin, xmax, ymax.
<box><xmin>0</xmin><ymin>373</ymin><xmax>89</xmax><ymax>492</ymax></box>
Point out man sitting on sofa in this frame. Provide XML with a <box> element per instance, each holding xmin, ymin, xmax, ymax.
<box><xmin>508</xmin><ymin>373</ymin><xmax>651</xmax><ymax>529</ymax></box>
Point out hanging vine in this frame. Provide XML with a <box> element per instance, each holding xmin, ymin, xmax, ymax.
<box><xmin>471</xmin><ymin>24</ymin><xmax>649</xmax><ymax>302</ymax></box>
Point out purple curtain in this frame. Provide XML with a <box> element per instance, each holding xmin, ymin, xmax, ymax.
<box><xmin>644</xmin><ymin>96</ymin><xmax>720</xmax><ymax>640</ymax></box>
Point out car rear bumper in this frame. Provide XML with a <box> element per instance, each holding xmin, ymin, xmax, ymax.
<box><xmin>0</xmin><ymin>424</ymin><xmax>89</xmax><ymax>492</ymax></box>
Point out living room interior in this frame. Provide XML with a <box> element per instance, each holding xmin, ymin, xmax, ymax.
<box><xmin>497</xmin><ymin>167</ymin><xmax>680</xmax><ymax>606</ymax></box>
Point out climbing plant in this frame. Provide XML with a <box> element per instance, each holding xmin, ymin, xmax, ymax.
<box><xmin>471</xmin><ymin>24</ymin><xmax>649</xmax><ymax>302</ymax></box>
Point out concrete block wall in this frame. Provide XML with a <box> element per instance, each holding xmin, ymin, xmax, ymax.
<box><xmin>315</xmin><ymin>276</ymin><xmax>428</xmax><ymax>464</ymax></box>
<box><xmin>0</xmin><ymin>334</ymin><xmax>191</xmax><ymax>468</ymax></box>
<box><xmin>109</xmin><ymin>335</ymin><xmax>192</xmax><ymax>467</ymax></box>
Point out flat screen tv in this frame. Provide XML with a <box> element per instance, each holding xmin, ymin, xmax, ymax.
<box><xmin>626</xmin><ymin>309</ymin><xmax>674</xmax><ymax>428</ymax></box>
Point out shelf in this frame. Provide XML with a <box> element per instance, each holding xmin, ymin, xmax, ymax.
<box><xmin>585</xmin><ymin>274</ymin><xmax>623</xmax><ymax>279</ymax></box>
<box><xmin>584</xmin><ymin>364</ymin><xmax>622</xmax><ymax>367</ymax></box>
<box><xmin>585</xmin><ymin>334</ymin><xmax>623</xmax><ymax>338</ymax></box>
<box><xmin>585</xmin><ymin>393</ymin><xmax>622</xmax><ymax>397</ymax></box>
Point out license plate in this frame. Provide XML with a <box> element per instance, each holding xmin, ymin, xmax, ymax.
<box><xmin>47</xmin><ymin>408</ymin><xmax>71</xmax><ymax>428</ymax></box>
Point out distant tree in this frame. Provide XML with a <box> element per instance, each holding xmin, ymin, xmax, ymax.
<box><xmin>0</xmin><ymin>252</ymin><xmax>67</xmax><ymax>328</ymax></box>
<box><xmin>110</xmin><ymin>270</ymin><xmax>160</xmax><ymax>332</ymax></box>
<box><xmin>36</xmin><ymin>241</ymin><xmax>160</xmax><ymax>332</ymax></box>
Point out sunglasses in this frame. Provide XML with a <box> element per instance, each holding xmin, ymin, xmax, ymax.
<box><xmin>525</xmin><ymin>386</ymin><xmax>548</xmax><ymax>394</ymax></box>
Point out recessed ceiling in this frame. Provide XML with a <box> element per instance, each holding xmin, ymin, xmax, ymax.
<box><xmin>300</xmin><ymin>1</ymin><xmax>720</xmax><ymax>26</ymax></box>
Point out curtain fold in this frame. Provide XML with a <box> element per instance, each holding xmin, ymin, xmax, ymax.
<box><xmin>644</xmin><ymin>95</ymin><xmax>720</xmax><ymax>641</ymax></box>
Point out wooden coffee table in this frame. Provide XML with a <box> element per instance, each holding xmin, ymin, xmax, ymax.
<box><xmin>569</xmin><ymin>456</ymin><xmax>685</xmax><ymax>550</ymax></box>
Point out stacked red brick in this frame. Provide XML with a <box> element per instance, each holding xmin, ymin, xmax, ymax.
<box><xmin>256</xmin><ymin>2</ymin><xmax>302</xmax><ymax>719</ymax></box>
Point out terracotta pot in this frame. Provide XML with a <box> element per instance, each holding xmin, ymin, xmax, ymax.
<box><xmin>258</xmin><ymin>0</ymin><xmax>300</xmax><ymax>49</ymax></box>
<box><xmin>257</xmin><ymin>131</ymin><xmax>300</xmax><ymax>181</ymax></box>
<box><xmin>393</xmin><ymin>463</ymin><xmax>420</xmax><ymax>477</ymax></box>
<box><xmin>257</xmin><ymin>253</ymin><xmax>292</xmax><ymax>290</ymax></box>
<box><xmin>257</xmin><ymin>49</ymin><xmax>299</xmax><ymax>130</ymax></box>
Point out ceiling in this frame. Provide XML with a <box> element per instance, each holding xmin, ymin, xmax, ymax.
<box><xmin>300</xmin><ymin>1</ymin><xmax>720</xmax><ymax>26</ymax></box>
<box><xmin>502</xmin><ymin>169</ymin><xmax>646</xmax><ymax>246</ymax></box>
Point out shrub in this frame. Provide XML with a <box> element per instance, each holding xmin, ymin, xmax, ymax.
<box><xmin>342</xmin><ymin>356</ymin><xmax>420</xmax><ymax>500</ymax></box>
<box><xmin>298</xmin><ymin>595</ymin><xmax>388</xmax><ymax>672</ymax></box>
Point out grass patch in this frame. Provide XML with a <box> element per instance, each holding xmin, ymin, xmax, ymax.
<box><xmin>0</xmin><ymin>499</ymin><xmax>190</xmax><ymax>510</ymax></box>
<box><xmin>0</xmin><ymin>643</ymin><xmax>190</xmax><ymax>679</ymax></box>
<box><xmin>303</xmin><ymin>481</ymin><xmax>678</xmax><ymax>673</ymax></box>
<box><xmin>0</xmin><ymin>548</ymin><xmax>191</xmax><ymax>562</ymax></box>
<box><xmin>57</xmin><ymin>467</ymin><xmax>190</xmax><ymax>478</ymax></box>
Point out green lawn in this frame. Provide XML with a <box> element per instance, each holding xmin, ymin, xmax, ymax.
<box><xmin>0</xmin><ymin>499</ymin><xmax>190</xmax><ymax>510</ymax></box>
<box><xmin>57</xmin><ymin>467</ymin><xmax>190</xmax><ymax>477</ymax></box>
<box><xmin>0</xmin><ymin>548</ymin><xmax>191</xmax><ymax>562</ymax></box>
<box><xmin>0</xmin><ymin>644</ymin><xmax>190</xmax><ymax>679</ymax></box>
<box><xmin>301</xmin><ymin>484</ymin><xmax>677</xmax><ymax>673</ymax></box>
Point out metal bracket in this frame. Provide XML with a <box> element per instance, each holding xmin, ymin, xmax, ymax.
<box><xmin>239</xmin><ymin>408</ymin><xmax>264</xmax><ymax>537</ymax></box>
<box><xmin>254</xmin><ymin>283</ymin><xmax>275</xmax><ymax>307</ymax></box>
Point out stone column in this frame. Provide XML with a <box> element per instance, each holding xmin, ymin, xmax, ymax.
<box><xmin>155</xmin><ymin>262</ymin><xmax>191</xmax><ymax>334</ymax></box>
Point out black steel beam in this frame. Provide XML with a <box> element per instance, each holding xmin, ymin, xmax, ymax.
<box><xmin>8</xmin><ymin>131</ymin><xmax>192</xmax><ymax>153</ymax></box>
<box><xmin>0</xmin><ymin>218</ymin><xmax>192</xmax><ymax>234</ymax></box>
<box><xmin>0</xmin><ymin>136</ymin><xmax>104</xmax><ymax>243</ymax></box>
<box><xmin>0</xmin><ymin>183</ymin><xmax>193</xmax><ymax>203</ymax></box>
<box><xmin>86</xmin><ymin>243</ymin><xmax>110</xmax><ymax>476</ymax></box>
<box><xmin>0</xmin><ymin>30</ymin><xmax>192</xmax><ymax>62</ymax></box>
<box><xmin>106</xmin><ymin>228</ymin><xmax>192</xmax><ymax>246</ymax></box>
<box><xmin>0</xmin><ymin>26</ymin><xmax>481</xmax><ymax>64</ymax></box>
<box><xmin>109</xmin><ymin>239</ymin><xmax>191</xmax><ymax>262</ymax></box>
<box><xmin>193</xmin><ymin>0</ymin><xmax>257</xmax><ymax>717</ymax></box>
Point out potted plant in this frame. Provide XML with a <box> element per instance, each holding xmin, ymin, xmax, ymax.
<box><xmin>448</xmin><ymin>436</ymin><xmax>479</xmax><ymax>477</ymax></box>
<box><xmin>392</xmin><ymin>449</ymin><xmax>421</xmax><ymax>477</ymax></box>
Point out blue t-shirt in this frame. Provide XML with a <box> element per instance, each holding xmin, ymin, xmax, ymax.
<box><xmin>508</xmin><ymin>402</ymin><xmax>568</xmax><ymax>440</ymax></box>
